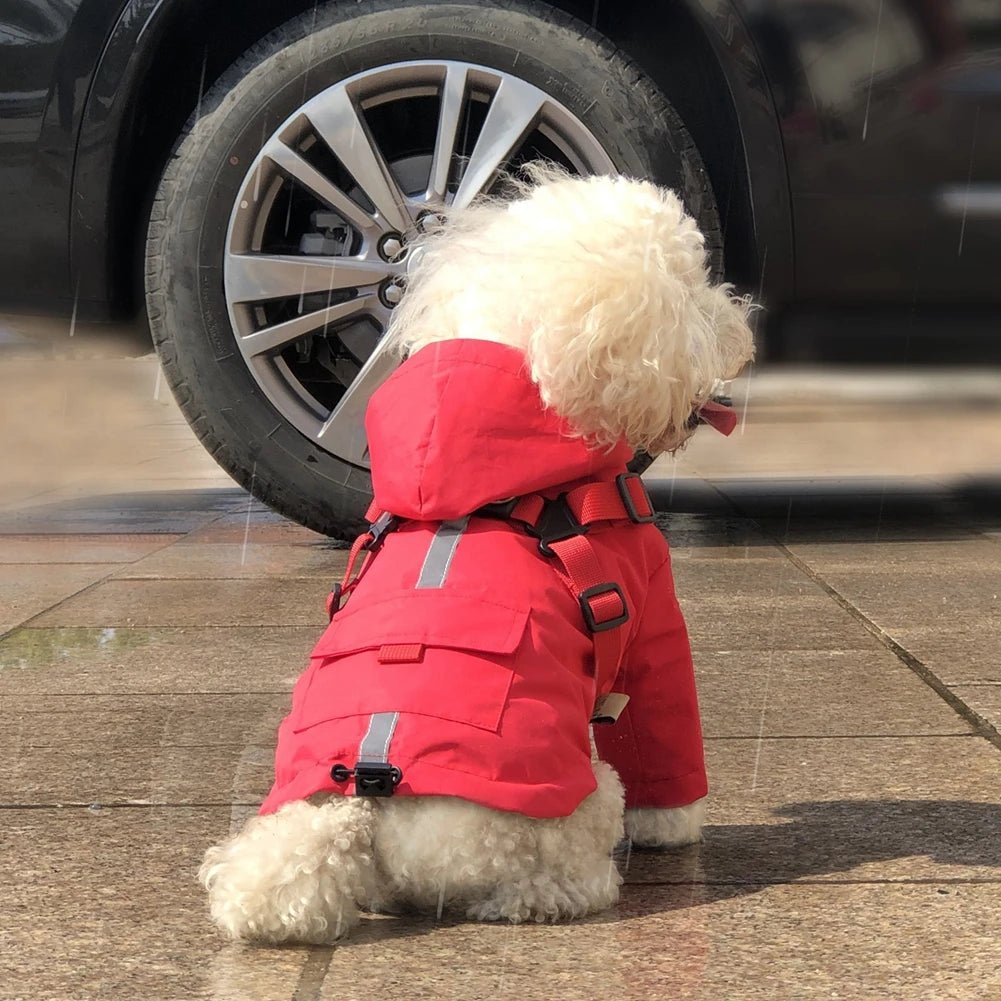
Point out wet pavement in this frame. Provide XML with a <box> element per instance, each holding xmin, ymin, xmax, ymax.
<box><xmin>2</xmin><ymin>351</ymin><xmax>1001</xmax><ymax>1000</ymax></box>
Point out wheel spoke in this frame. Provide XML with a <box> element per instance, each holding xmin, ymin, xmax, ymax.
<box><xmin>315</xmin><ymin>334</ymin><xmax>399</xmax><ymax>462</ymax></box>
<box><xmin>306</xmin><ymin>89</ymin><xmax>413</xmax><ymax>234</ymax></box>
<box><xmin>451</xmin><ymin>76</ymin><xmax>547</xmax><ymax>209</ymax></box>
<box><xmin>426</xmin><ymin>64</ymin><xmax>469</xmax><ymax>203</ymax></box>
<box><xmin>238</xmin><ymin>296</ymin><xmax>375</xmax><ymax>357</ymax></box>
<box><xmin>263</xmin><ymin>141</ymin><xmax>381</xmax><ymax>236</ymax></box>
<box><xmin>226</xmin><ymin>253</ymin><xmax>393</xmax><ymax>303</ymax></box>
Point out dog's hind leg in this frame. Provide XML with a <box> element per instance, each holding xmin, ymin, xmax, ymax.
<box><xmin>374</xmin><ymin>760</ymin><xmax>623</xmax><ymax>924</ymax></box>
<box><xmin>465</xmin><ymin>760</ymin><xmax>626</xmax><ymax>923</ymax></box>
<box><xmin>199</xmin><ymin>797</ymin><xmax>384</xmax><ymax>944</ymax></box>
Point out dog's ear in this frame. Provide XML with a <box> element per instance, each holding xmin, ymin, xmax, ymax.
<box><xmin>526</xmin><ymin>206</ymin><xmax>754</xmax><ymax>454</ymax></box>
<box><xmin>688</xmin><ymin>282</ymin><xmax>756</xmax><ymax>385</ymax></box>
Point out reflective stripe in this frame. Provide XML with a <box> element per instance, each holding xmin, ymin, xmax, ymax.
<box><xmin>415</xmin><ymin>517</ymin><xmax>469</xmax><ymax>589</ymax></box>
<box><xmin>358</xmin><ymin>711</ymin><xmax>399</xmax><ymax>763</ymax></box>
<box><xmin>354</xmin><ymin>517</ymin><xmax>467</xmax><ymax>771</ymax></box>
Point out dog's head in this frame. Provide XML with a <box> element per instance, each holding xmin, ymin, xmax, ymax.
<box><xmin>390</xmin><ymin>166</ymin><xmax>755</xmax><ymax>454</ymax></box>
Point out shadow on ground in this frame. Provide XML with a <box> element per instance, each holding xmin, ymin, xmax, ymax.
<box><xmin>652</xmin><ymin>475</ymin><xmax>1001</xmax><ymax>545</ymax></box>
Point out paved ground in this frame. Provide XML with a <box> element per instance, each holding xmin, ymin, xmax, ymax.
<box><xmin>2</xmin><ymin>348</ymin><xmax>1001</xmax><ymax>1000</ymax></box>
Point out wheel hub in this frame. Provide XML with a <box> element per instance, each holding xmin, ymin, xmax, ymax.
<box><xmin>224</xmin><ymin>59</ymin><xmax>614</xmax><ymax>468</ymax></box>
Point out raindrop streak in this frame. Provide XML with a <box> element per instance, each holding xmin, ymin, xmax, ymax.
<box><xmin>958</xmin><ymin>106</ymin><xmax>981</xmax><ymax>257</ymax></box>
<box><xmin>153</xmin><ymin>364</ymin><xmax>163</xmax><ymax>402</ymax></box>
<box><xmin>756</xmin><ymin>244</ymin><xmax>768</xmax><ymax>303</ymax></box>
<box><xmin>861</xmin><ymin>0</ymin><xmax>884</xmax><ymax>141</ymax></box>
<box><xmin>494</xmin><ymin>923</ymin><xmax>514</xmax><ymax>991</ymax></box>
<box><xmin>750</xmin><ymin>498</ymin><xmax>793</xmax><ymax>792</ymax></box>
<box><xmin>300</xmin><ymin>3</ymin><xmax>320</xmax><ymax>104</ymax></box>
<box><xmin>283</xmin><ymin>184</ymin><xmax>295</xmax><ymax>237</ymax></box>
<box><xmin>739</xmin><ymin>361</ymin><xmax>753</xmax><ymax>436</ymax></box>
<box><xmin>194</xmin><ymin>47</ymin><xmax>208</xmax><ymax>123</ymax></box>
<box><xmin>253</xmin><ymin>118</ymin><xmax>269</xmax><ymax>203</ymax></box>
<box><xmin>873</xmin><ymin>477</ymin><xmax>888</xmax><ymax>543</ymax></box>
<box><xmin>436</xmin><ymin>885</ymin><xmax>446</xmax><ymax>921</ymax></box>
<box><xmin>591</xmin><ymin>0</ymin><xmax>600</xmax><ymax>28</ymax></box>
<box><xmin>241</xmin><ymin>462</ymin><xmax>257</xmax><ymax>566</ymax></box>
<box><xmin>68</xmin><ymin>278</ymin><xmax>81</xmax><ymax>338</ymax></box>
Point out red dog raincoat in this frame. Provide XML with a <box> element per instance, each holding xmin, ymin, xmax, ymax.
<box><xmin>261</xmin><ymin>340</ymin><xmax>707</xmax><ymax>818</ymax></box>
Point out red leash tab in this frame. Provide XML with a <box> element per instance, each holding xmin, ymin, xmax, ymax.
<box><xmin>697</xmin><ymin>400</ymin><xmax>738</xmax><ymax>436</ymax></box>
<box><xmin>377</xmin><ymin>643</ymin><xmax>425</xmax><ymax>663</ymax></box>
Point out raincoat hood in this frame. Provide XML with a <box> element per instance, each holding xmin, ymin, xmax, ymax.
<box><xmin>366</xmin><ymin>340</ymin><xmax>632</xmax><ymax>521</ymax></box>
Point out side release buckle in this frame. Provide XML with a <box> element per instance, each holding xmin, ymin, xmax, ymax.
<box><xmin>362</xmin><ymin>512</ymin><xmax>399</xmax><ymax>552</ymax></box>
<box><xmin>532</xmin><ymin>495</ymin><xmax>588</xmax><ymax>557</ymax></box>
<box><xmin>330</xmin><ymin>761</ymin><xmax>403</xmax><ymax>797</ymax></box>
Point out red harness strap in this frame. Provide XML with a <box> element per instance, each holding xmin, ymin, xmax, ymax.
<box><xmin>500</xmin><ymin>473</ymin><xmax>654</xmax><ymax>678</ymax></box>
<box><xmin>325</xmin><ymin>502</ymin><xmax>393</xmax><ymax>619</ymax></box>
<box><xmin>327</xmin><ymin>474</ymin><xmax>655</xmax><ymax>680</ymax></box>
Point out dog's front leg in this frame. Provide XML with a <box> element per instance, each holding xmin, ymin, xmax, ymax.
<box><xmin>594</xmin><ymin>556</ymin><xmax>710</xmax><ymax>849</ymax></box>
<box><xmin>624</xmin><ymin>798</ymin><xmax>706</xmax><ymax>848</ymax></box>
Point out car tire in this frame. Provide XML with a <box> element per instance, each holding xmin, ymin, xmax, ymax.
<box><xmin>145</xmin><ymin>0</ymin><xmax>722</xmax><ymax>539</ymax></box>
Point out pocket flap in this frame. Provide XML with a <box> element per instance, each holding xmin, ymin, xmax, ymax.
<box><xmin>311</xmin><ymin>590</ymin><xmax>530</xmax><ymax>660</ymax></box>
<box><xmin>295</xmin><ymin>591</ymin><xmax>530</xmax><ymax>735</ymax></box>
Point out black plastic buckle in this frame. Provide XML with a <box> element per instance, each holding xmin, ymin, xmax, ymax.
<box><xmin>326</xmin><ymin>583</ymin><xmax>344</xmax><ymax>620</ymax></box>
<box><xmin>531</xmin><ymin>496</ymin><xmax>588</xmax><ymax>557</ymax></box>
<box><xmin>475</xmin><ymin>497</ymin><xmax>519</xmax><ymax>520</ymax></box>
<box><xmin>330</xmin><ymin>761</ymin><xmax>403</xmax><ymax>797</ymax></box>
<box><xmin>361</xmin><ymin>512</ymin><xmax>399</xmax><ymax>553</ymax></box>
<box><xmin>615</xmin><ymin>473</ymin><xmax>656</xmax><ymax>524</ymax></box>
<box><xmin>578</xmin><ymin>583</ymin><xmax>629</xmax><ymax>633</ymax></box>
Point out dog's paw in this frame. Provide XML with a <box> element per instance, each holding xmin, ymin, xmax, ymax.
<box><xmin>624</xmin><ymin>798</ymin><xmax>706</xmax><ymax>848</ymax></box>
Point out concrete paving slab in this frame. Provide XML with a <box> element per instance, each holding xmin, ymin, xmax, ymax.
<box><xmin>792</xmin><ymin>565</ymin><xmax>1001</xmax><ymax>628</ymax></box>
<box><xmin>949</xmin><ymin>685</ymin><xmax>1001</xmax><ymax>732</ymax></box>
<box><xmin>0</xmin><ymin>534</ymin><xmax>182</xmax><ymax>565</ymax></box>
<box><xmin>0</xmin><ymin>626</ymin><xmax>316</xmax><ymax>695</ymax></box>
<box><xmin>671</xmin><ymin>557</ymin><xmax>829</xmax><ymax>599</ymax></box>
<box><xmin>29</xmin><ymin>579</ymin><xmax>330</xmax><ymax>628</ymax></box>
<box><xmin>695</xmin><ymin>648</ymin><xmax>971</xmax><ymax>737</ymax></box>
<box><xmin>703</xmin><ymin>734</ymin><xmax>999</xmax><ymax>805</ymax></box>
<box><xmin>0</xmin><ymin>564</ymin><xmax>114</xmax><ymax>634</ymax></box>
<box><xmin>312</xmin><ymin>883</ymin><xmax>1001</xmax><ymax>1001</ymax></box>
<box><xmin>787</xmin><ymin>537</ymin><xmax>1001</xmax><ymax>570</ymax></box>
<box><xmin>114</xmin><ymin>542</ymin><xmax>349</xmax><ymax>580</ymax></box>
<box><xmin>1</xmin><ymin>741</ymin><xmax>273</xmax><ymax>805</ymax></box>
<box><xmin>0</xmin><ymin>693</ymin><xmax>288</xmax><ymax>749</ymax></box>
<box><xmin>0</xmin><ymin>806</ymin><xmax>310</xmax><ymax>1001</ymax></box>
<box><xmin>680</xmin><ymin>593</ymin><xmax>872</xmax><ymax>650</ymax></box>
<box><xmin>5</xmin><ymin>807</ymin><xmax>998</xmax><ymax>1001</ymax></box>
<box><xmin>182</xmin><ymin>515</ymin><xmax>332</xmax><ymax>546</ymax></box>
<box><xmin>887</xmin><ymin>624</ymin><xmax>1001</xmax><ymax>684</ymax></box>
<box><xmin>623</xmin><ymin>796</ymin><xmax>1001</xmax><ymax>885</ymax></box>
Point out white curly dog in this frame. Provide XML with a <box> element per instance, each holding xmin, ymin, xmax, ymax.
<box><xmin>200</xmin><ymin>167</ymin><xmax>754</xmax><ymax>944</ymax></box>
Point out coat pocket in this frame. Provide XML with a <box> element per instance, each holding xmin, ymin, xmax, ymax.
<box><xmin>292</xmin><ymin>590</ymin><xmax>531</xmax><ymax>735</ymax></box>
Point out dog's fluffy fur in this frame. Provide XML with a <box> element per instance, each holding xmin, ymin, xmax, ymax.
<box><xmin>391</xmin><ymin>165</ymin><xmax>754</xmax><ymax>454</ymax></box>
<box><xmin>201</xmin><ymin>168</ymin><xmax>753</xmax><ymax>943</ymax></box>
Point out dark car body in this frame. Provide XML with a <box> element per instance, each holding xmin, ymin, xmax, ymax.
<box><xmin>0</xmin><ymin>0</ymin><xmax>998</xmax><ymax>323</ymax></box>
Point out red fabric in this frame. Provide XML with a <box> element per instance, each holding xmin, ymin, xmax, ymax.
<box><xmin>261</xmin><ymin>340</ymin><xmax>707</xmax><ymax>818</ymax></box>
<box><xmin>698</xmin><ymin>400</ymin><xmax>738</xmax><ymax>436</ymax></box>
<box><xmin>377</xmin><ymin>643</ymin><xmax>425</xmax><ymax>663</ymax></box>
